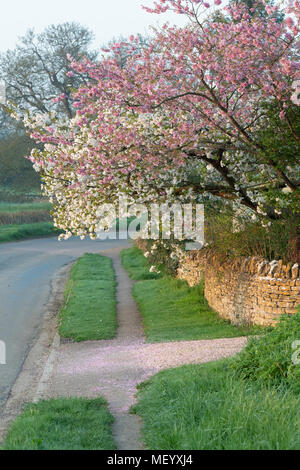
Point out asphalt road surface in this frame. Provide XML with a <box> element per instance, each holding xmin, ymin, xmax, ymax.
<box><xmin>0</xmin><ymin>235</ymin><xmax>130</xmax><ymax>412</ymax></box>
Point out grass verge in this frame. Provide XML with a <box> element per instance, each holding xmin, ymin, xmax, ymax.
<box><xmin>121</xmin><ymin>247</ymin><xmax>256</xmax><ymax>342</ymax></box>
<box><xmin>1</xmin><ymin>397</ymin><xmax>116</xmax><ymax>450</ymax></box>
<box><xmin>132</xmin><ymin>312</ymin><xmax>300</xmax><ymax>449</ymax></box>
<box><xmin>0</xmin><ymin>222</ymin><xmax>59</xmax><ymax>244</ymax></box>
<box><xmin>59</xmin><ymin>253</ymin><xmax>117</xmax><ymax>341</ymax></box>
<box><xmin>121</xmin><ymin>246</ymin><xmax>162</xmax><ymax>281</ymax></box>
<box><xmin>132</xmin><ymin>360</ymin><xmax>300</xmax><ymax>450</ymax></box>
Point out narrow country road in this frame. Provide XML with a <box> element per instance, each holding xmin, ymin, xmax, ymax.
<box><xmin>0</xmin><ymin>235</ymin><xmax>130</xmax><ymax>413</ymax></box>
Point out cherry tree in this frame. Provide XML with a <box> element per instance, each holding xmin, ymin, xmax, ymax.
<box><xmin>16</xmin><ymin>0</ymin><xmax>300</xmax><ymax>240</ymax></box>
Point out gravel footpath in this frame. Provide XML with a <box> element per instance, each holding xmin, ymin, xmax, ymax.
<box><xmin>43</xmin><ymin>247</ymin><xmax>247</xmax><ymax>450</ymax></box>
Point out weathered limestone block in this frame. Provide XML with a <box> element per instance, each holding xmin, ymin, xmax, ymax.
<box><xmin>177</xmin><ymin>250</ymin><xmax>300</xmax><ymax>327</ymax></box>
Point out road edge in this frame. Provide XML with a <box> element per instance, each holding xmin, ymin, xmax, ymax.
<box><xmin>0</xmin><ymin>262</ymin><xmax>72</xmax><ymax>443</ymax></box>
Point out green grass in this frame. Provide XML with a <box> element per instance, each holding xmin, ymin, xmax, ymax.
<box><xmin>0</xmin><ymin>201</ymin><xmax>51</xmax><ymax>213</ymax></box>
<box><xmin>132</xmin><ymin>311</ymin><xmax>300</xmax><ymax>449</ymax></box>
<box><xmin>0</xmin><ymin>222</ymin><xmax>59</xmax><ymax>243</ymax></box>
<box><xmin>1</xmin><ymin>397</ymin><xmax>116</xmax><ymax>450</ymax></box>
<box><xmin>232</xmin><ymin>309</ymin><xmax>300</xmax><ymax>392</ymax></box>
<box><xmin>121</xmin><ymin>247</ymin><xmax>256</xmax><ymax>342</ymax></box>
<box><xmin>0</xmin><ymin>201</ymin><xmax>52</xmax><ymax>226</ymax></box>
<box><xmin>121</xmin><ymin>246</ymin><xmax>162</xmax><ymax>280</ymax></box>
<box><xmin>132</xmin><ymin>360</ymin><xmax>300</xmax><ymax>450</ymax></box>
<box><xmin>59</xmin><ymin>253</ymin><xmax>117</xmax><ymax>341</ymax></box>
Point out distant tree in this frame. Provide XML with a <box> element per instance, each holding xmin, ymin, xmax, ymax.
<box><xmin>102</xmin><ymin>34</ymin><xmax>150</xmax><ymax>68</ymax></box>
<box><xmin>0</xmin><ymin>133</ymin><xmax>40</xmax><ymax>189</ymax></box>
<box><xmin>0</xmin><ymin>22</ymin><xmax>97</xmax><ymax>119</ymax></box>
<box><xmin>0</xmin><ymin>22</ymin><xmax>97</xmax><ymax>189</ymax></box>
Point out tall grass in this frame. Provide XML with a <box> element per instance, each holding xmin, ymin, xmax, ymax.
<box><xmin>0</xmin><ymin>210</ymin><xmax>51</xmax><ymax>225</ymax></box>
<box><xmin>205</xmin><ymin>210</ymin><xmax>299</xmax><ymax>263</ymax></box>
<box><xmin>132</xmin><ymin>360</ymin><xmax>300</xmax><ymax>450</ymax></box>
<box><xmin>232</xmin><ymin>310</ymin><xmax>300</xmax><ymax>392</ymax></box>
<box><xmin>0</xmin><ymin>201</ymin><xmax>52</xmax><ymax>225</ymax></box>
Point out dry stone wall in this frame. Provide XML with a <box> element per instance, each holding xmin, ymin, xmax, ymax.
<box><xmin>177</xmin><ymin>250</ymin><xmax>300</xmax><ymax>326</ymax></box>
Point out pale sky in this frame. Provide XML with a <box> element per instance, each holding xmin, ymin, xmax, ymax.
<box><xmin>0</xmin><ymin>0</ymin><xmax>187</xmax><ymax>52</ymax></box>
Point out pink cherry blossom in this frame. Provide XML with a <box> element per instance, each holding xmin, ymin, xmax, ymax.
<box><xmin>15</xmin><ymin>0</ymin><xmax>300</xmax><ymax>239</ymax></box>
